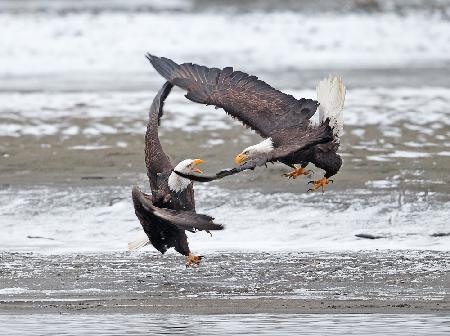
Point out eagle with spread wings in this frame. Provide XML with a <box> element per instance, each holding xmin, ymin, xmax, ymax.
<box><xmin>146</xmin><ymin>55</ymin><xmax>345</xmax><ymax>192</ymax></box>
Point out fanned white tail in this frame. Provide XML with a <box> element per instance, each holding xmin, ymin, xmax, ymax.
<box><xmin>128</xmin><ymin>230</ymin><xmax>150</xmax><ymax>251</ymax></box>
<box><xmin>317</xmin><ymin>75</ymin><xmax>346</xmax><ymax>139</ymax></box>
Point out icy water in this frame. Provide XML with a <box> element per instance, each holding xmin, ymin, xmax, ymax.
<box><xmin>2</xmin><ymin>314</ymin><xmax>450</xmax><ymax>336</ymax></box>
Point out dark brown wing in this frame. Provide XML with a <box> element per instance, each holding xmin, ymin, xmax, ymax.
<box><xmin>151</xmin><ymin>207</ymin><xmax>223</xmax><ymax>232</ymax></box>
<box><xmin>132</xmin><ymin>186</ymin><xmax>223</xmax><ymax>232</ymax></box>
<box><xmin>146</xmin><ymin>54</ymin><xmax>319</xmax><ymax>137</ymax></box>
<box><xmin>144</xmin><ymin>81</ymin><xmax>174</xmax><ymax>190</ymax></box>
<box><xmin>174</xmin><ymin>159</ymin><xmax>262</xmax><ymax>182</ymax></box>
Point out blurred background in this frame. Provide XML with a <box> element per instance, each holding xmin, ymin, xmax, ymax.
<box><xmin>0</xmin><ymin>0</ymin><xmax>449</xmax><ymax>253</ymax></box>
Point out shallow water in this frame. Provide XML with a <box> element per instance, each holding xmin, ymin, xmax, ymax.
<box><xmin>2</xmin><ymin>314</ymin><xmax>449</xmax><ymax>336</ymax></box>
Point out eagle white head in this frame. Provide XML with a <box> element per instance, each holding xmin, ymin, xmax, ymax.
<box><xmin>168</xmin><ymin>159</ymin><xmax>204</xmax><ymax>192</ymax></box>
<box><xmin>234</xmin><ymin>138</ymin><xmax>274</xmax><ymax>164</ymax></box>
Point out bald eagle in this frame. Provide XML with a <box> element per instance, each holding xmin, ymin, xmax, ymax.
<box><xmin>146</xmin><ymin>55</ymin><xmax>345</xmax><ymax>192</ymax></box>
<box><xmin>129</xmin><ymin>82</ymin><xmax>223</xmax><ymax>267</ymax></box>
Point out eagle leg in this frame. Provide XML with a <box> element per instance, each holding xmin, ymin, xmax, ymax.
<box><xmin>284</xmin><ymin>166</ymin><xmax>312</xmax><ymax>179</ymax></box>
<box><xmin>307</xmin><ymin>177</ymin><xmax>333</xmax><ymax>193</ymax></box>
<box><xmin>186</xmin><ymin>253</ymin><xmax>203</xmax><ymax>268</ymax></box>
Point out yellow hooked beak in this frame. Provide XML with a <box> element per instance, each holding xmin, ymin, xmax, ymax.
<box><xmin>192</xmin><ymin>159</ymin><xmax>204</xmax><ymax>173</ymax></box>
<box><xmin>234</xmin><ymin>153</ymin><xmax>248</xmax><ymax>165</ymax></box>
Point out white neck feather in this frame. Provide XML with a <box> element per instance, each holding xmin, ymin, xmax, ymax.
<box><xmin>168</xmin><ymin>159</ymin><xmax>195</xmax><ymax>193</ymax></box>
<box><xmin>168</xmin><ymin>171</ymin><xmax>191</xmax><ymax>193</ymax></box>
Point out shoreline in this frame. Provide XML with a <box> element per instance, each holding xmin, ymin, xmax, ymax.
<box><xmin>1</xmin><ymin>298</ymin><xmax>448</xmax><ymax>315</ymax></box>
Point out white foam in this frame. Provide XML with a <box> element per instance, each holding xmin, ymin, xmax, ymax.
<box><xmin>0</xmin><ymin>288</ymin><xmax>28</xmax><ymax>295</ymax></box>
<box><xmin>0</xmin><ymin>87</ymin><xmax>449</xmax><ymax>140</ymax></box>
<box><xmin>385</xmin><ymin>151</ymin><xmax>431</xmax><ymax>158</ymax></box>
<box><xmin>365</xmin><ymin>180</ymin><xmax>399</xmax><ymax>188</ymax></box>
<box><xmin>0</xmin><ymin>185</ymin><xmax>448</xmax><ymax>254</ymax></box>
<box><xmin>70</xmin><ymin>145</ymin><xmax>111</xmax><ymax>150</ymax></box>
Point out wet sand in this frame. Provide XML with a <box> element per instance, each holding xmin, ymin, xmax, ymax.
<box><xmin>1</xmin><ymin>120</ymin><xmax>449</xmax><ymax>194</ymax></box>
<box><xmin>2</xmin><ymin>298</ymin><xmax>448</xmax><ymax>315</ymax></box>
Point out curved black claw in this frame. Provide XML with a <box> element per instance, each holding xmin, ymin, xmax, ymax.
<box><xmin>329</xmin><ymin>179</ymin><xmax>334</xmax><ymax>183</ymax></box>
<box><xmin>307</xmin><ymin>180</ymin><xmax>314</xmax><ymax>185</ymax></box>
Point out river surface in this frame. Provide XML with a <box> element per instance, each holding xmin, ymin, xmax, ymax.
<box><xmin>2</xmin><ymin>314</ymin><xmax>450</xmax><ymax>336</ymax></box>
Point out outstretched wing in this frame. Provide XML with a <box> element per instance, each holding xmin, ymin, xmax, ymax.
<box><xmin>174</xmin><ymin>159</ymin><xmax>263</xmax><ymax>182</ymax></box>
<box><xmin>146</xmin><ymin>54</ymin><xmax>318</xmax><ymax>137</ymax></box>
<box><xmin>132</xmin><ymin>186</ymin><xmax>223</xmax><ymax>232</ymax></box>
<box><xmin>175</xmin><ymin>122</ymin><xmax>333</xmax><ymax>182</ymax></box>
<box><xmin>145</xmin><ymin>82</ymin><xmax>174</xmax><ymax>190</ymax></box>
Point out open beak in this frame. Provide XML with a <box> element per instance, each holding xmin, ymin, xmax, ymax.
<box><xmin>192</xmin><ymin>159</ymin><xmax>204</xmax><ymax>173</ymax></box>
<box><xmin>234</xmin><ymin>153</ymin><xmax>248</xmax><ymax>165</ymax></box>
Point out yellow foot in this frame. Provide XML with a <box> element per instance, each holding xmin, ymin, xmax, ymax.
<box><xmin>284</xmin><ymin>167</ymin><xmax>312</xmax><ymax>179</ymax></box>
<box><xmin>307</xmin><ymin>177</ymin><xmax>333</xmax><ymax>193</ymax></box>
<box><xmin>186</xmin><ymin>253</ymin><xmax>203</xmax><ymax>268</ymax></box>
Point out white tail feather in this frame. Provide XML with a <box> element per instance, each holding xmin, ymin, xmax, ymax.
<box><xmin>317</xmin><ymin>75</ymin><xmax>346</xmax><ymax>138</ymax></box>
<box><xmin>128</xmin><ymin>230</ymin><xmax>150</xmax><ymax>251</ymax></box>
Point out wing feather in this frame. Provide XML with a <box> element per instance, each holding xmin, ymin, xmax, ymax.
<box><xmin>146</xmin><ymin>54</ymin><xmax>319</xmax><ymax>137</ymax></box>
<box><xmin>144</xmin><ymin>82</ymin><xmax>174</xmax><ymax>190</ymax></box>
<box><xmin>132</xmin><ymin>186</ymin><xmax>223</xmax><ymax>232</ymax></box>
<box><xmin>174</xmin><ymin>160</ymin><xmax>260</xmax><ymax>182</ymax></box>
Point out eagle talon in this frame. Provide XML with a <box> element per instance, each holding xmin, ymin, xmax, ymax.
<box><xmin>307</xmin><ymin>177</ymin><xmax>333</xmax><ymax>193</ymax></box>
<box><xmin>186</xmin><ymin>253</ymin><xmax>203</xmax><ymax>268</ymax></box>
<box><xmin>284</xmin><ymin>167</ymin><xmax>310</xmax><ymax>179</ymax></box>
